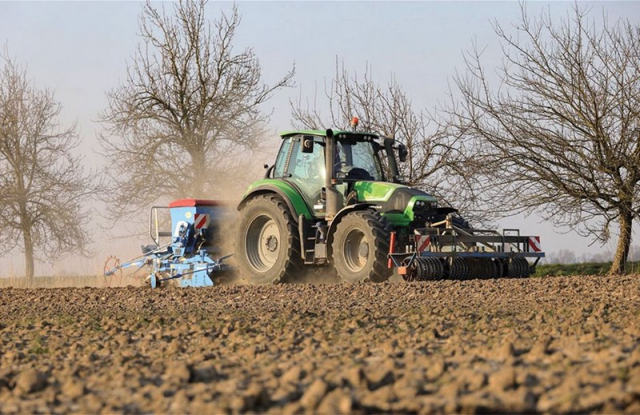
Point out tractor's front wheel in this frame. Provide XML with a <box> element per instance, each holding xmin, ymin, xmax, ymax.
<box><xmin>331</xmin><ymin>210</ymin><xmax>393</xmax><ymax>283</ymax></box>
<box><xmin>235</xmin><ymin>195</ymin><xmax>302</xmax><ymax>284</ymax></box>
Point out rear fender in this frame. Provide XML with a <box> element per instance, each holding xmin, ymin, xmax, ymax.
<box><xmin>237</xmin><ymin>182</ymin><xmax>313</xmax><ymax>222</ymax></box>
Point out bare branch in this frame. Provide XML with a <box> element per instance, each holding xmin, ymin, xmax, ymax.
<box><xmin>99</xmin><ymin>0</ymin><xmax>294</xmax><ymax>219</ymax></box>
<box><xmin>445</xmin><ymin>4</ymin><xmax>640</xmax><ymax>274</ymax></box>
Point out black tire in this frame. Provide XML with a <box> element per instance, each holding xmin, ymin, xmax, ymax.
<box><xmin>234</xmin><ymin>194</ymin><xmax>302</xmax><ymax>284</ymax></box>
<box><xmin>331</xmin><ymin>210</ymin><xmax>393</xmax><ymax>283</ymax></box>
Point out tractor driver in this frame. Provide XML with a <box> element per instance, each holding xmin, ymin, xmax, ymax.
<box><xmin>302</xmin><ymin>147</ymin><xmax>325</xmax><ymax>181</ymax></box>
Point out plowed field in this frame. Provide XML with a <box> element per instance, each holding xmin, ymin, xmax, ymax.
<box><xmin>1</xmin><ymin>275</ymin><xmax>640</xmax><ymax>413</ymax></box>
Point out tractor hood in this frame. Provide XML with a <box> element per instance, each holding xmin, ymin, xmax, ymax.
<box><xmin>352</xmin><ymin>181</ymin><xmax>438</xmax><ymax>226</ymax></box>
<box><xmin>352</xmin><ymin>181</ymin><xmax>437</xmax><ymax>205</ymax></box>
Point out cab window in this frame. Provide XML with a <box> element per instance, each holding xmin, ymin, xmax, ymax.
<box><xmin>286</xmin><ymin>136</ymin><xmax>326</xmax><ymax>205</ymax></box>
<box><xmin>273</xmin><ymin>137</ymin><xmax>292</xmax><ymax>178</ymax></box>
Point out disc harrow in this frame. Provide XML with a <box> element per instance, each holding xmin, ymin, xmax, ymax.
<box><xmin>390</xmin><ymin>222</ymin><xmax>544</xmax><ymax>281</ymax></box>
<box><xmin>400</xmin><ymin>256</ymin><xmax>527</xmax><ymax>281</ymax></box>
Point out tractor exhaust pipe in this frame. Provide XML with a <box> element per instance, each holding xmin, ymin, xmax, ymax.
<box><xmin>325</xmin><ymin>129</ymin><xmax>343</xmax><ymax>222</ymax></box>
<box><xmin>383</xmin><ymin>137</ymin><xmax>401</xmax><ymax>183</ymax></box>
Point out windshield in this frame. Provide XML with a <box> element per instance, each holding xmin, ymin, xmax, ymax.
<box><xmin>335</xmin><ymin>139</ymin><xmax>384</xmax><ymax>180</ymax></box>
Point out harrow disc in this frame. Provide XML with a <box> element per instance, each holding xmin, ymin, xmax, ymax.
<box><xmin>402</xmin><ymin>257</ymin><xmax>446</xmax><ymax>281</ymax></box>
<box><xmin>448</xmin><ymin>257</ymin><xmax>470</xmax><ymax>280</ymax></box>
<box><xmin>518</xmin><ymin>257</ymin><xmax>532</xmax><ymax>277</ymax></box>
<box><xmin>416</xmin><ymin>257</ymin><xmax>445</xmax><ymax>281</ymax></box>
<box><xmin>482</xmin><ymin>258</ymin><xmax>498</xmax><ymax>279</ymax></box>
<box><xmin>491</xmin><ymin>258</ymin><xmax>504</xmax><ymax>279</ymax></box>
<box><xmin>401</xmin><ymin>257</ymin><xmax>420</xmax><ymax>282</ymax></box>
<box><xmin>466</xmin><ymin>258</ymin><xmax>481</xmax><ymax>279</ymax></box>
<box><xmin>506</xmin><ymin>257</ymin><xmax>531</xmax><ymax>278</ymax></box>
<box><xmin>468</xmin><ymin>258</ymin><xmax>494</xmax><ymax>279</ymax></box>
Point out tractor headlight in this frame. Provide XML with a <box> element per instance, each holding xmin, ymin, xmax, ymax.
<box><xmin>412</xmin><ymin>200</ymin><xmax>434</xmax><ymax>214</ymax></box>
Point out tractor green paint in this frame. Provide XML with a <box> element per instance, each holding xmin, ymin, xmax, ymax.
<box><xmin>352</xmin><ymin>181</ymin><xmax>400</xmax><ymax>202</ymax></box>
<box><xmin>240</xmin><ymin>179</ymin><xmax>314</xmax><ymax>221</ymax></box>
<box><xmin>350</xmin><ymin>181</ymin><xmax>438</xmax><ymax>227</ymax></box>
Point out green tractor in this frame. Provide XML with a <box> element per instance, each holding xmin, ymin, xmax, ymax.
<box><xmin>235</xmin><ymin>124</ymin><xmax>544</xmax><ymax>284</ymax></box>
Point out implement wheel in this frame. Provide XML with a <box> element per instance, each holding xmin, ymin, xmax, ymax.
<box><xmin>331</xmin><ymin>210</ymin><xmax>393</xmax><ymax>283</ymax></box>
<box><xmin>235</xmin><ymin>194</ymin><xmax>302</xmax><ymax>284</ymax></box>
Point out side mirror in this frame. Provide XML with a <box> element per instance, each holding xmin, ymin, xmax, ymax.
<box><xmin>398</xmin><ymin>143</ymin><xmax>408</xmax><ymax>163</ymax></box>
<box><xmin>301</xmin><ymin>136</ymin><xmax>314</xmax><ymax>153</ymax></box>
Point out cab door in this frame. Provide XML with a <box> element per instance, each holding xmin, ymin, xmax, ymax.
<box><xmin>285</xmin><ymin>135</ymin><xmax>326</xmax><ymax>213</ymax></box>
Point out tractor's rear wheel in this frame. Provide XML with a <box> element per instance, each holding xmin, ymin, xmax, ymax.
<box><xmin>331</xmin><ymin>210</ymin><xmax>393</xmax><ymax>283</ymax></box>
<box><xmin>235</xmin><ymin>195</ymin><xmax>302</xmax><ymax>284</ymax></box>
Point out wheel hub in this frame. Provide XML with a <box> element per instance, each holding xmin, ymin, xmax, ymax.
<box><xmin>245</xmin><ymin>215</ymin><xmax>280</xmax><ymax>272</ymax></box>
<box><xmin>343</xmin><ymin>229</ymin><xmax>369</xmax><ymax>273</ymax></box>
<box><xmin>265</xmin><ymin>235</ymin><xmax>278</xmax><ymax>252</ymax></box>
<box><xmin>359</xmin><ymin>242</ymin><xmax>369</xmax><ymax>258</ymax></box>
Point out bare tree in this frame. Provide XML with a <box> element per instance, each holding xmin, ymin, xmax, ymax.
<box><xmin>99</xmin><ymin>1</ymin><xmax>294</xmax><ymax>218</ymax></box>
<box><xmin>291</xmin><ymin>62</ymin><xmax>487</xmax><ymax>222</ymax></box>
<box><xmin>0</xmin><ymin>55</ymin><xmax>97</xmax><ymax>282</ymax></box>
<box><xmin>445</xmin><ymin>5</ymin><xmax>640</xmax><ymax>274</ymax></box>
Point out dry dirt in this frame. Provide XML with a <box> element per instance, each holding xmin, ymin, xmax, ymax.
<box><xmin>1</xmin><ymin>275</ymin><xmax>640</xmax><ymax>413</ymax></box>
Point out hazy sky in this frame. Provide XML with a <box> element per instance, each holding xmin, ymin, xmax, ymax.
<box><xmin>2</xmin><ymin>1</ymin><xmax>640</xmax><ymax>276</ymax></box>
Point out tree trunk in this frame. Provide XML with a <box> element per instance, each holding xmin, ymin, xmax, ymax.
<box><xmin>18</xmin><ymin>197</ymin><xmax>36</xmax><ymax>285</ymax></box>
<box><xmin>23</xmin><ymin>226</ymin><xmax>35</xmax><ymax>285</ymax></box>
<box><xmin>190</xmin><ymin>147</ymin><xmax>207</xmax><ymax>198</ymax></box>
<box><xmin>610</xmin><ymin>207</ymin><xmax>633</xmax><ymax>275</ymax></box>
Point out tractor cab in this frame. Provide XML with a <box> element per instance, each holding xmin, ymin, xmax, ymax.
<box><xmin>267</xmin><ymin>129</ymin><xmax>406</xmax><ymax>214</ymax></box>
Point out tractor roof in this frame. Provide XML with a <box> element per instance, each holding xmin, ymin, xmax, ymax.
<box><xmin>279</xmin><ymin>130</ymin><xmax>380</xmax><ymax>140</ymax></box>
